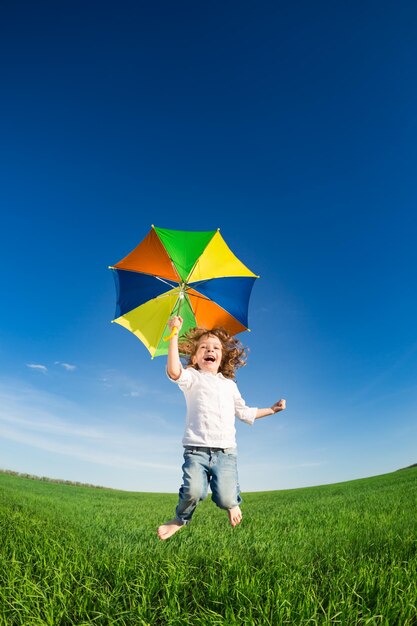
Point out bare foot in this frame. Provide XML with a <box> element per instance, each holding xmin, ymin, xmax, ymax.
<box><xmin>157</xmin><ymin>519</ymin><xmax>184</xmax><ymax>540</ymax></box>
<box><xmin>228</xmin><ymin>505</ymin><xmax>242</xmax><ymax>527</ymax></box>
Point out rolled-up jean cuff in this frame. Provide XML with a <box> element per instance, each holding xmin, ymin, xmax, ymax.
<box><xmin>175</xmin><ymin>517</ymin><xmax>189</xmax><ymax>526</ymax></box>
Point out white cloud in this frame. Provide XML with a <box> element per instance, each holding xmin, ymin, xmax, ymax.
<box><xmin>99</xmin><ymin>369</ymin><xmax>153</xmax><ymax>398</ymax></box>
<box><xmin>0</xmin><ymin>423</ymin><xmax>178</xmax><ymax>471</ymax></box>
<box><xmin>244</xmin><ymin>460</ymin><xmax>324</xmax><ymax>471</ymax></box>
<box><xmin>0</xmin><ymin>377</ymin><xmax>182</xmax><ymax>481</ymax></box>
<box><xmin>26</xmin><ymin>364</ymin><xmax>48</xmax><ymax>373</ymax></box>
<box><xmin>55</xmin><ymin>362</ymin><xmax>77</xmax><ymax>371</ymax></box>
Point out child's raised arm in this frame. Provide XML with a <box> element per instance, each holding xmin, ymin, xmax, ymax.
<box><xmin>167</xmin><ymin>316</ymin><xmax>183</xmax><ymax>380</ymax></box>
<box><xmin>255</xmin><ymin>399</ymin><xmax>286</xmax><ymax>420</ymax></box>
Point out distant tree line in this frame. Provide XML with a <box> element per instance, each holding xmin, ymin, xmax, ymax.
<box><xmin>0</xmin><ymin>468</ymin><xmax>110</xmax><ymax>489</ymax></box>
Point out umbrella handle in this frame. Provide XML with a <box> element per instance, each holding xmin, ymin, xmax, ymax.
<box><xmin>163</xmin><ymin>326</ymin><xmax>179</xmax><ymax>342</ymax></box>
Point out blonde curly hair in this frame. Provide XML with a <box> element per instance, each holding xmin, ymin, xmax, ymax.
<box><xmin>178</xmin><ymin>327</ymin><xmax>247</xmax><ymax>380</ymax></box>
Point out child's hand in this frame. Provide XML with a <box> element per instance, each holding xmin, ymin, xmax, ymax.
<box><xmin>168</xmin><ymin>316</ymin><xmax>183</xmax><ymax>332</ymax></box>
<box><xmin>271</xmin><ymin>399</ymin><xmax>286</xmax><ymax>413</ymax></box>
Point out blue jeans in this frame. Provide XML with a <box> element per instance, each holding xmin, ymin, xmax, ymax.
<box><xmin>175</xmin><ymin>446</ymin><xmax>242</xmax><ymax>524</ymax></box>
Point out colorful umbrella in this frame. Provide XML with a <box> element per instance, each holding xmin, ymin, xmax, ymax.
<box><xmin>109</xmin><ymin>226</ymin><xmax>259</xmax><ymax>358</ymax></box>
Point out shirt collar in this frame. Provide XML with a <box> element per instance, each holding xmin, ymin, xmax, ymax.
<box><xmin>195</xmin><ymin>368</ymin><xmax>226</xmax><ymax>379</ymax></box>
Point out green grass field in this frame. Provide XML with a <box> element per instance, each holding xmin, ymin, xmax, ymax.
<box><xmin>0</xmin><ymin>468</ymin><xmax>416</xmax><ymax>625</ymax></box>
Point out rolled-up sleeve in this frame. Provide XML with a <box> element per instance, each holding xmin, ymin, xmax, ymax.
<box><xmin>233</xmin><ymin>384</ymin><xmax>257</xmax><ymax>425</ymax></box>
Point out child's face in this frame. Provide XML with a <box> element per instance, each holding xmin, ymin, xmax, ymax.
<box><xmin>192</xmin><ymin>334</ymin><xmax>223</xmax><ymax>374</ymax></box>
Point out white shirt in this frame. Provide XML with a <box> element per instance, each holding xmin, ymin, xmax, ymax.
<box><xmin>169</xmin><ymin>366</ymin><xmax>257</xmax><ymax>448</ymax></box>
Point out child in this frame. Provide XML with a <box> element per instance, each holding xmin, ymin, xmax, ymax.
<box><xmin>157</xmin><ymin>315</ymin><xmax>286</xmax><ymax>540</ymax></box>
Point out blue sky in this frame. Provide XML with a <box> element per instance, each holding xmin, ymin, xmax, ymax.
<box><xmin>1</xmin><ymin>1</ymin><xmax>416</xmax><ymax>492</ymax></box>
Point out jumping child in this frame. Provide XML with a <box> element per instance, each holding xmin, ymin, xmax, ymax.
<box><xmin>157</xmin><ymin>315</ymin><xmax>286</xmax><ymax>540</ymax></box>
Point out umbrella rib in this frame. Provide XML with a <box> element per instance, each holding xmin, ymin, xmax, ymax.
<box><xmin>154</xmin><ymin>276</ymin><xmax>179</xmax><ymax>289</ymax></box>
<box><xmin>186</xmin><ymin>291</ymin><xmax>211</xmax><ymax>302</ymax></box>
<box><xmin>187</xmin><ymin>287</ymin><xmax>250</xmax><ymax>331</ymax></box>
<box><xmin>188</xmin><ymin>279</ymin><xmax>212</xmax><ymax>288</ymax></box>
<box><xmin>182</xmin><ymin>291</ymin><xmax>195</xmax><ymax>320</ymax></box>
<box><xmin>184</xmin><ymin>229</ymin><xmax>218</xmax><ymax>282</ymax></box>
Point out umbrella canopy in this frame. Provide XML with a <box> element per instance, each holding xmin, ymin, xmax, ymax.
<box><xmin>109</xmin><ymin>226</ymin><xmax>259</xmax><ymax>357</ymax></box>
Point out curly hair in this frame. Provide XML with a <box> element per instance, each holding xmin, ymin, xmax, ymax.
<box><xmin>178</xmin><ymin>327</ymin><xmax>248</xmax><ymax>379</ymax></box>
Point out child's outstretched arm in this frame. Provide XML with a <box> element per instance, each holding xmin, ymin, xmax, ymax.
<box><xmin>255</xmin><ymin>399</ymin><xmax>286</xmax><ymax>420</ymax></box>
<box><xmin>167</xmin><ymin>316</ymin><xmax>183</xmax><ymax>380</ymax></box>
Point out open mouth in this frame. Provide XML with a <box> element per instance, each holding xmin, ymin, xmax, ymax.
<box><xmin>204</xmin><ymin>356</ymin><xmax>215</xmax><ymax>362</ymax></box>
